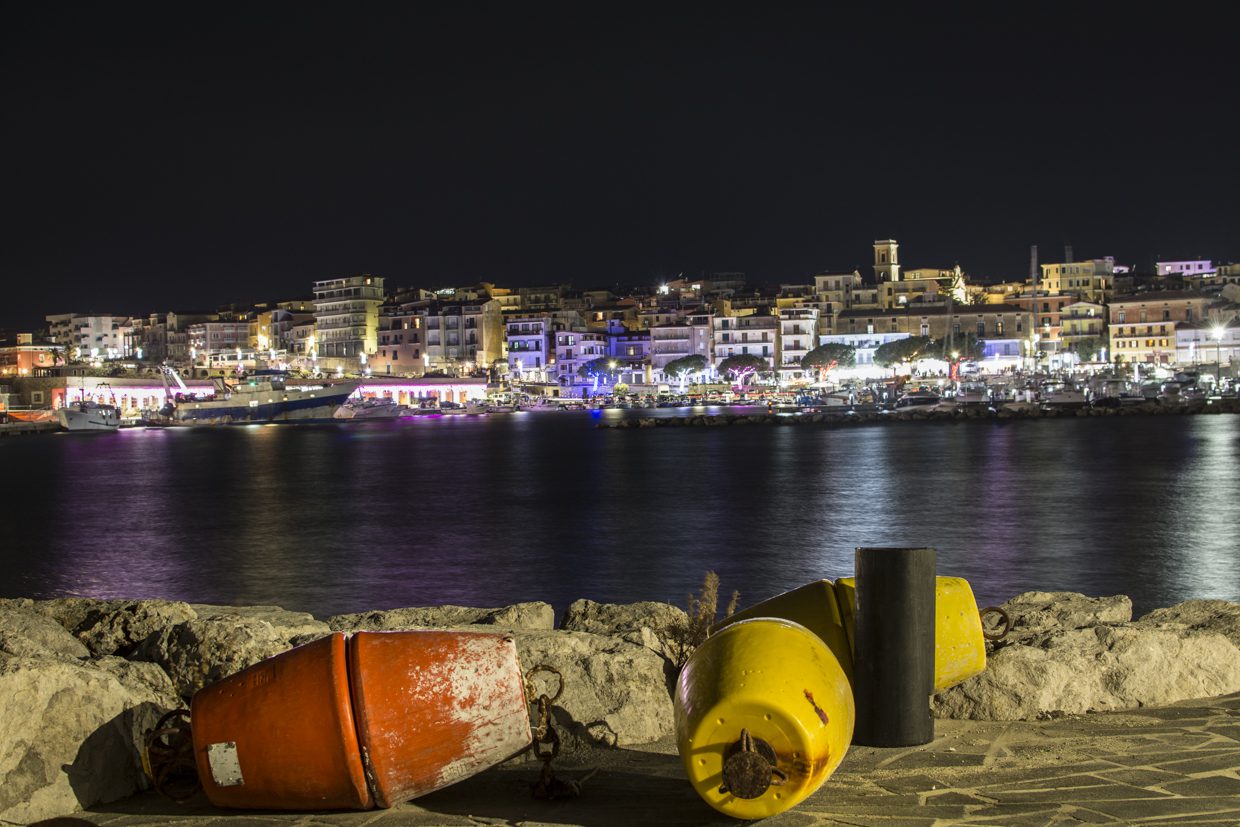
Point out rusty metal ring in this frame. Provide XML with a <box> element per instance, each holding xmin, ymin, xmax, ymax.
<box><xmin>980</xmin><ymin>606</ymin><xmax>1011</xmax><ymax>641</ymax></box>
<box><xmin>525</xmin><ymin>664</ymin><xmax>564</xmax><ymax>704</ymax></box>
<box><xmin>142</xmin><ymin>708</ymin><xmax>200</xmax><ymax>802</ymax></box>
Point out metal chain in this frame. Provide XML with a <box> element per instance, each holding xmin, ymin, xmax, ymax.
<box><xmin>524</xmin><ymin>664</ymin><xmax>593</xmax><ymax>800</ymax></box>
<box><xmin>141</xmin><ymin>709</ymin><xmax>201</xmax><ymax>802</ymax></box>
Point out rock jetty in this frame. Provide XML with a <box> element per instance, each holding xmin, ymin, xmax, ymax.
<box><xmin>2</xmin><ymin>592</ymin><xmax>1238</xmax><ymax>823</ymax></box>
<box><xmin>598</xmin><ymin>397</ymin><xmax>1240</xmax><ymax>428</ymax></box>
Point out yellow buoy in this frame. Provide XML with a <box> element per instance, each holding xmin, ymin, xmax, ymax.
<box><xmin>711</xmin><ymin>579</ymin><xmax>854</xmax><ymax>683</ymax></box>
<box><xmin>675</xmin><ymin>618</ymin><xmax>854</xmax><ymax>820</ymax></box>
<box><xmin>836</xmin><ymin>575</ymin><xmax>986</xmax><ymax>692</ymax></box>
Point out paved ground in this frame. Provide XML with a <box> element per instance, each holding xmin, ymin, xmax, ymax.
<box><xmin>73</xmin><ymin>693</ymin><xmax>1240</xmax><ymax>826</ymax></box>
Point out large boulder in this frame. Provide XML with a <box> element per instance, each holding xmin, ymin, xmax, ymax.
<box><xmin>1138</xmin><ymin>600</ymin><xmax>1240</xmax><ymax>649</ymax></box>
<box><xmin>934</xmin><ymin>623</ymin><xmax>1240</xmax><ymax>720</ymax></box>
<box><xmin>513</xmin><ymin>630</ymin><xmax>675</xmax><ymax>749</ymax></box>
<box><xmin>0</xmin><ymin>651</ymin><xmax>180</xmax><ymax>824</ymax></box>
<box><xmin>71</xmin><ymin>600</ymin><xmax>198</xmax><ymax>658</ymax></box>
<box><xmin>560</xmin><ymin>599</ymin><xmax>688</xmax><ymax>662</ymax></box>
<box><xmin>188</xmin><ymin>604</ymin><xmax>330</xmax><ymax>645</ymax></box>
<box><xmin>328</xmin><ymin>602</ymin><xmax>555</xmax><ymax>633</ymax></box>
<box><xmin>998</xmin><ymin>591</ymin><xmax>1133</xmax><ymax>642</ymax></box>
<box><xmin>136</xmin><ymin>609</ymin><xmax>317</xmax><ymax>699</ymax></box>
<box><xmin>0</xmin><ymin>606</ymin><xmax>89</xmax><ymax>660</ymax></box>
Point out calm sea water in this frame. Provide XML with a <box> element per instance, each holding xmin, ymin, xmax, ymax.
<box><xmin>2</xmin><ymin>412</ymin><xmax>1238</xmax><ymax>619</ymax></box>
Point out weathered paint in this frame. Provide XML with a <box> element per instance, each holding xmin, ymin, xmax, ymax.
<box><xmin>190</xmin><ymin>629</ymin><xmax>532</xmax><ymax>812</ymax></box>
<box><xmin>347</xmin><ymin>630</ymin><xmax>532</xmax><ymax>807</ymax></box>
<box><xmin>206</xmin><ymin>742</ymin><xmax>243</xmax><ymax>787</ymax></box>
<box><xmin>675</xmin><ymin>618</ymin><xmax>854</xmax><ymax>820</ymax></box>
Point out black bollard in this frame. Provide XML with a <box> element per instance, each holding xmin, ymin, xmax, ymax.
<box><xmin>852</xmin><ymin>546</ymin><xmax>936</xmax><ymax>747</ymax></box>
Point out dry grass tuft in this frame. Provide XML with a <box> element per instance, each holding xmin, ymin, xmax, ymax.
<box><xmin>665</xmin><ymin>571</ymin><xmax>739</xmax><ymax>669</ymax></box>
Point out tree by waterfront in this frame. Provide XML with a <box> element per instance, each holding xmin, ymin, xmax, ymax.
<box><xmin>874</xmin><ymin>336</ymin><xmax>935</xmax><ymax>368</ymax></box>
<box><xmin>801</xmin><ymin>343</ymin><xmax>856</xmax><ymax>371</ymax></box>
<box><xmin>717</xmin><ymin>354</ymin><xmax>767</xmax><ymax>384</ymax></box>
<box><xmin>664</xmin><ymin>355</ymin><xmax>707</xmax><ymax>386</ymax></box>
<box><xmin>1071</xmin><ymin>336</ymin><xmax>1105</xmax><ymax>362</ymax></box>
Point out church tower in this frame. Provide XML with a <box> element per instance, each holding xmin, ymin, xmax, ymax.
<box><xmin>873</xmin><ymin>239</ymin><xmax>900</xmax><ymax>282</ymax></box>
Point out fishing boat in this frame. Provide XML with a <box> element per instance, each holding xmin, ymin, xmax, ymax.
<box><xmin>55</xmin><ymin>400</ymin><xmax>120</xmax><ymax>432</ymax></box>
<box><xmin>163</xmin><ymin>368</ymin><xmax>361</xmax><ymax>425</ymax></box>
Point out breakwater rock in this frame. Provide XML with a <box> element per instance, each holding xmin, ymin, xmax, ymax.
<box><xmin>933</xmin><ymin>592</ymin><xmax>1240</xmax><ymax>721</ymax></box>
<box><xmin>3</xmin><ymin>592</ymin><xmax>1238</xmax><ymax>821</ymax></box>
<box><xmin>598</xmin><ymin>397</ymin><xmax>1240</xmax><ymax>429</ymax></box>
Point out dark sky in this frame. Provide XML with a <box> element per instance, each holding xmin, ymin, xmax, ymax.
<box><xmin>3</xmin><ymin>2</ymin><xmax>1237</xmax><ymax>329</ymax></box>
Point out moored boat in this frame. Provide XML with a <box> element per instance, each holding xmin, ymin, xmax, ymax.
<box><xmin>954</xmin><ymin>381</ymin><xmax>992</xmax><ymax>407</ymax></box>
<box><xmin>168</xmin><ymin>373</ymin><xmax>361</xmax><ymax>425</ymax></box>
<box><xmin>333</xmin><ymin>397</ymin><xmax>409</xmax><ymax>420</ymax></box>
<box><xmin>55</xmin><ymin>401</ymin><xmax>120</xmax><ymax>432</ymax></box>
<box><xmin>1039</xmin><ymin>380</ymin><xmax>1088</xmax><ymax>410</ymax></box>
<box><xmin>893</xmin><ymin>389</ymin><xmax>941</xmax><ymax>409</ymax></box>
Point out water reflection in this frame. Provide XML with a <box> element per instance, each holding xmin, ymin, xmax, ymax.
<box><xmin>1</xmin><ymin>415</ymin><xmax>1237</xmax><ymax>617</ymax></box>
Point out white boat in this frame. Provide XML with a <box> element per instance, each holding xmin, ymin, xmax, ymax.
<box><xmin>56</xmin><ymin>401</ymin><xmax>120</xmax><ymax>432</ymax></box>
<box><xmin>894</xmin><ymin>389</ymin><xmax>942</xmax><ymax>409</ymax></box>
<box><xmin>1040</xmin><ymin>381</ymin><xmax>1088</xmax><ymax>410</ymax></box>
<box><xmin>169</xmin><ymin>374</ymin><xmax>362</xmax><ymax>425</ymax></box>
<box><xmin>333</xmin><ymin>397</ymin><xmax>409</xmax><ymax>420</ymax></box>
<box><xmin>955</xmin><ymin>381</ymin><xmax>992</xmax><ymax>407</ymax></box>
<box><xmin>520</xmin><ymin>397</ymin><xmax>585</xmax><ymax>412</ymax></box>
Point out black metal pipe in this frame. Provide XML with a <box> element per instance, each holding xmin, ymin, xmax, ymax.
<box><xmin>852</xmin><ymin>546</ymin><xmax>936</xmax><ymax>747</ymax></box>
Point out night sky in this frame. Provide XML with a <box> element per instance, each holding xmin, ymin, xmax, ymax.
<box><xmin>3</xmin><ymin>3</ymin><xmax>1237</xmax><ymax>330</ymax></box>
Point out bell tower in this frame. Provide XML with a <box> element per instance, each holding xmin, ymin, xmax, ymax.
<box><xmin>873</xmin><ymin>239</ymin><xmax>900</xmax><ymax>282</ymax></box>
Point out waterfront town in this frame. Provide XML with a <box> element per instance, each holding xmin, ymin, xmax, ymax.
<box><xmin>2</xmin><ymin>239</ymin><xmax>1240</xmax><ymax>422</ymax></box>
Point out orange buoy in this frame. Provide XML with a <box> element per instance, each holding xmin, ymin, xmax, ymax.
<box><xmin>189</xmin><ymin>630</ymin><xmax>532</xmax><ymax>811</ymax></box>
<box><xmin>190</xmin><ymin>633</ymin><xmax>371</xmax><ymax>810</ymax></box>
<box><xmin>348</xmin><ymin>630</ymin><xmax>532</xmax><ymax>806</ymax></box>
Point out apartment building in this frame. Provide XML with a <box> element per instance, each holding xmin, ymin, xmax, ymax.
<box><xmin>1059</xmin><ymin>302</ymin><xmax>1107</xmax><ymax>359</ymax></box>
<box><xmin>1109</xmin><ymin>291</ymin><xmax>1213</xmax><ymax>365</ymax></box>
<box><xmin>649</xmin><ymin>313</ymin><xmax>713</xmax><ymax>377</ymax></box>
<box><xmin>1039</xmin><ymin>258</ymin><xmax>1116</xmax><ymax>303</ymax></box>
<box><xmin>312</xmin><ymin>274</ymin><xmax>385</xmax><ymax>365</ymax></box>
<box><xmin>506</xmin><ymin>313</ymin><xmax>558</xmax><ymax>381</ymax></box>
<box><xmin>777</xmin><ymin>306</ymin><xmax>819</xmax><ymax>383</ymax></box>
<box><xmin>712</xmin><ymin>313</ymin><xmax>778</xmax><ymax>369</ymax></box>
<box><xmin>187</xmin><ymin>321</ymin><xmax>251</xmax><ymax>362</ymax></box>
<box><xmin>554</xmin><ymin>330</ymin><xmax>607</xmax><ymax>390</ymax></box>
<box><xmin>45</xmin><ymin>313</ymin><xmax>131</xmax><ymax>360</ymax></box>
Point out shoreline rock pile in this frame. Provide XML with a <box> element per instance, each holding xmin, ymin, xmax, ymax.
<box><xmin>2</xmin><ymin>592</ymin><xmax>1238</xmax><ymax>822</ymax></box>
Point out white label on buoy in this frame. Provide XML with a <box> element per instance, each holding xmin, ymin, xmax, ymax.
<box><xmin>207</xmin><ymin>741</ymin><xmax>244</xmax><ymax>787</ymax></box>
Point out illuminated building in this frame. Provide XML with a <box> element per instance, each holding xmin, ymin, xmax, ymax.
<box><xmin>312</xmin><ymin>274</ymin><xmax>385</xmax><ymax>369</ymax></box>
<box><xmin>1108</xmin><ymin>291</ymin><xmax>1214</xmax><ymax>365</ymax></box>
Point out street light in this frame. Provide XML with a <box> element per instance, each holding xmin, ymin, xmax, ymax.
<box><xmin>1212</xmin><ymin>324</ymin><xmax>1225</xmax><ymax>386</ymax></box>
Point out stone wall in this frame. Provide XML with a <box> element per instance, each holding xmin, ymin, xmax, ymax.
<box><xmin>2</xmin><ymin>592</ymin><xmax>1238</xmax><ymax>821</ymax></box>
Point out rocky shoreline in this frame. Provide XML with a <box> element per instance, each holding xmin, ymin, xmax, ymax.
<box><xmin>598</xmin><ymin>397</ymin><xmax>1240</xmax><ymax>428</ymax></box>
<box><xmin>2</xmin><ymin>592</ymin><xmax>1238</xmax><ymax>823</ymax></box>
